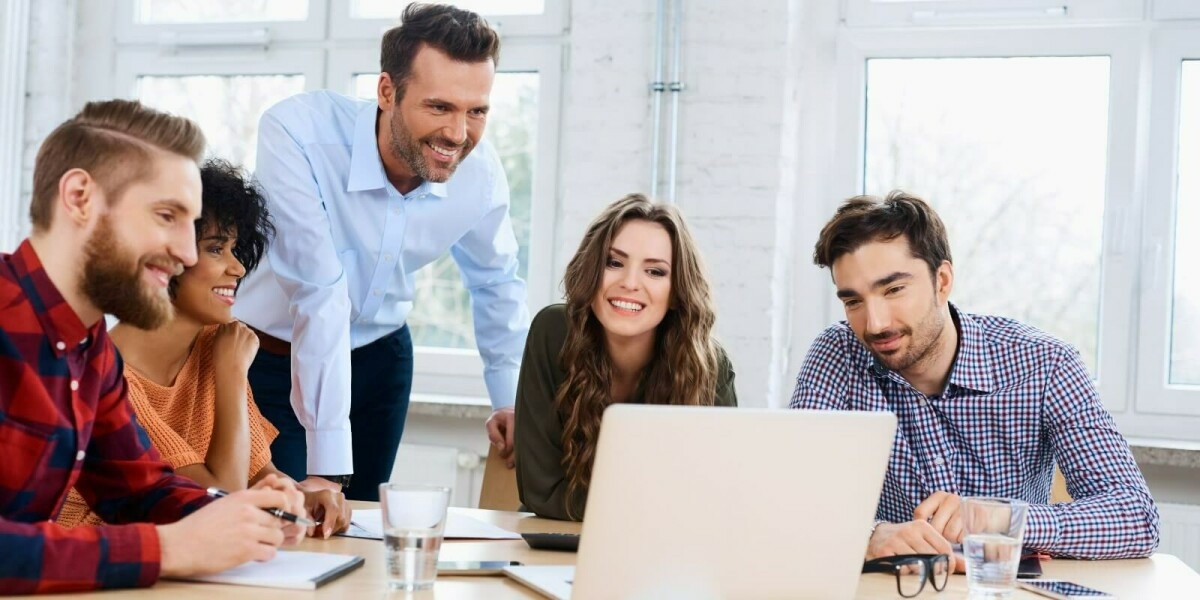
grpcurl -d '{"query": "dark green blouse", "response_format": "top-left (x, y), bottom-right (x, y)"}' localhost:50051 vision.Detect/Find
top-left (513, 304), bottom-right (738, 521)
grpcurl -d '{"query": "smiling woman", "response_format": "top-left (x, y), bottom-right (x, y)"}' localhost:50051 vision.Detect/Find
top-left (513, 194), bottom-right (739, 521)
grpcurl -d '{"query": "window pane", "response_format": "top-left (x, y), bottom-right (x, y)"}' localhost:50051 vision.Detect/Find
top-left (136, 74), bottom-right (305, 169)
top-left (864, 57), bottom-right (1110, 375)
top-left (351, 0), bottom-right (544, 19)
top-left (353, 73), bottom-right (539, 349)
top-left (137, 0), bottom-right (307, 23)
top-left (1170, 61), bottom-right (1200, 385)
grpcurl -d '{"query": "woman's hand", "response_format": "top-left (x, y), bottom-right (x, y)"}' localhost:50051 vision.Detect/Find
top-left (301, 487), bottom-right (352, 538)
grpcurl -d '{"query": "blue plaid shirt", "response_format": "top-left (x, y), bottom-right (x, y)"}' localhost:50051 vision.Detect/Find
top-left (790, 304), bottom-right (1159, 559)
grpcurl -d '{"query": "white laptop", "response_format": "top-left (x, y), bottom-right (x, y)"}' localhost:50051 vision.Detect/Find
top-left (505, 405), bottom-right (897, 600)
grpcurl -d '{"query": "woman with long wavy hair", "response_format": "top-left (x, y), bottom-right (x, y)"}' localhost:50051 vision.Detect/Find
top-left (514, 194), bottom-right (737, 521)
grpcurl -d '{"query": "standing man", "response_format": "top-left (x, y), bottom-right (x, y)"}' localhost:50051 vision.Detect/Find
top-left (236, 3), bottom-right (529, 501)
top-left (791, 191), bottom-right (1158, 566)
top-left (1, 99), bottom-right (305, 594)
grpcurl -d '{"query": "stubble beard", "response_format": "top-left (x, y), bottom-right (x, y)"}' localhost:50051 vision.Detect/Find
top-left (867, 299), bottom-right (947, 374)
top-left (389, 110), bottom-right (471, 184)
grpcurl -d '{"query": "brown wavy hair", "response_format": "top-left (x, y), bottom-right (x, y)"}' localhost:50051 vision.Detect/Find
top-left (556, 194), bottom-right (721, 518)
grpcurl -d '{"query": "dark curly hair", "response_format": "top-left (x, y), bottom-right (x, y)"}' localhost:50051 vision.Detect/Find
top-left (197, 158), bottom-right (274, 276)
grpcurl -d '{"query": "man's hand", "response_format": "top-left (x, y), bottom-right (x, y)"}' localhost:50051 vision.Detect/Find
top-left (299, 475), bottom-right (343, 493)
top-left (157, 487), bottom-right (293, 577)
top-left (250, 473), bottom-right (307, 545)
top-left (867, 521), bottom-right (966, 573)
top-left (486, 407), bottom-right (516, 468)
top-left (913, 491), bottom-right (965, 544)
top-left (303, 488), bottom-right (352, 539)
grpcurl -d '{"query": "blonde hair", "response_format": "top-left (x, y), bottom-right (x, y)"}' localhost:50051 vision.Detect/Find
top-left (31, 99), bottom-right (206, 230)
top-left (556, 194), bottom-right (722, 518)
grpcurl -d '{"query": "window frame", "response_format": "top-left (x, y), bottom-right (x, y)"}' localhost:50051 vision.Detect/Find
top-left (833, 26), bottom-right (1145, 416)
top-left (842, 0), bottom-right (1144, 28)
top-left (100, 0), bottom-right (566, 402)
top-left (1134, 28), bottom-right (1200, 421)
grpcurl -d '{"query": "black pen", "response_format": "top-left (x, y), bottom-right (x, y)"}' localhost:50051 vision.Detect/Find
top-left (206, 486), bottom-right (321, 527)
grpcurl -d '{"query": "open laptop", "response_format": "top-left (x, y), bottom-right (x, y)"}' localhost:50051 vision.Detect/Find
top-left (505, 405), bottom-right (897, 599)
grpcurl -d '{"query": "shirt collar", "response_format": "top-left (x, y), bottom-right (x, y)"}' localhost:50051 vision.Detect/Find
top-left (12, 240), bottom-right (96, 357)
top-left (345, 104), bottom-right (449, 199)
top-left (863, 301), bottom-right (995, 395)
top-left (944, 302), bottom-right (996, 394)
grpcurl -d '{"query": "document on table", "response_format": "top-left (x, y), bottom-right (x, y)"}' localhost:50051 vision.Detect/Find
top-left (166, 550), bottom-right (364, 590)
top-left (341, 508), bottom-right (522, 540)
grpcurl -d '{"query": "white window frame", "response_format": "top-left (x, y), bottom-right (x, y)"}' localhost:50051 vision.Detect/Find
top-left (93, 0), bottom-right (566, 401)
top-left (832, 26), bottom-right (1144, 416)
top-left (328, 41), bottom-right (563, 398)
top-left (842, 0), bottom-right (1143, 28)
top-left (114, 0), bottom-right (329, 44)
top-left (1134, 28), bottom-right (1200, 424)
top-left (329, 0), bottom-right (567, 39)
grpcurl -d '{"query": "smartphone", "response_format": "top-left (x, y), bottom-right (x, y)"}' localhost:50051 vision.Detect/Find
top-left (521, 532), bottom-right (581, 552)
top-left (437, 560), bottom-right (523, 575)
top-left (1018, 553), bottom-right (1044, 578)
top-left (1018, 579), bottom-right (1115, 599)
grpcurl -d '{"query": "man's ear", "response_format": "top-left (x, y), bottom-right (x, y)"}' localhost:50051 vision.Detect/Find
top-left (377, 72), bottom-right (397, 110)
top-left (57, 168), bottom-right (99, 227)
top-left (935, 260), bottom-right (954, 303)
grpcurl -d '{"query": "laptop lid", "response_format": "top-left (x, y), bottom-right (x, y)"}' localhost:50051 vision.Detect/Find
top-left (571, 405), bottom-right (897, 600)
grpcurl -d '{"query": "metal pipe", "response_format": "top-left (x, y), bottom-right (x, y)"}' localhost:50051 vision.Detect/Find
top-left (665, 0), bottom-right (685, 205)
top-left (649, 0), bottom-right (667, 200)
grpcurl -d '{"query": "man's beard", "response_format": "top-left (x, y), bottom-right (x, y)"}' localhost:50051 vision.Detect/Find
top-left (389, 110), bottom-right (471, 183)
top-left (863, 299), bottom-right (947, 373)
top-left (80, 216), bottom-right (179, 330)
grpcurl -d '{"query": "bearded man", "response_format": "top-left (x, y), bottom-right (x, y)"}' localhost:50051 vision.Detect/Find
top-left (0, 99), bottom-right (306, 594)
top-left (233, 3), bottom-right (529, 501)
top-left (790, 191), bottom-right (1159, 568)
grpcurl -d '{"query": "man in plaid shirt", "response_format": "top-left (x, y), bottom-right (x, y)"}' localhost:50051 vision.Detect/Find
top-left (0, 100), bottom-right (305, 594)
top-left (791, 191), bottom-right (1158, 570)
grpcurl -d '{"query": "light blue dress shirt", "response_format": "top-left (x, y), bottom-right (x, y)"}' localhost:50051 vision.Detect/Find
top-left (234, 90), bottom-right (529, 475)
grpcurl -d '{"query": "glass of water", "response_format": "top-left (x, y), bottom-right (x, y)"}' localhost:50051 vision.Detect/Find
top-left (379, 483), bottom-right (452, 591)
top-left (962, 497), bottom-right (1029, 599)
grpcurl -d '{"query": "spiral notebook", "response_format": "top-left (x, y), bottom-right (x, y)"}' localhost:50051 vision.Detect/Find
top-left (169, 550), bottom-right (365, 590)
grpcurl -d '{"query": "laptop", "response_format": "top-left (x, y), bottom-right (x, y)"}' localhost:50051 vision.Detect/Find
top-left (505, 405), bottom-right (897, 599)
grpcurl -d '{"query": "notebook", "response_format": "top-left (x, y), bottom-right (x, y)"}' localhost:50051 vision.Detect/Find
top-left (340, 508), bottom-right (522, 540)
top-left (169, 550), bottom-right (364, 590)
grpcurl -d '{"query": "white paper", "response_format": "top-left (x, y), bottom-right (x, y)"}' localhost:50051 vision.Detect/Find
top-left (172, 550), bottom-right (363, 590)
top-left (345, 508), bottom-right (521, 540)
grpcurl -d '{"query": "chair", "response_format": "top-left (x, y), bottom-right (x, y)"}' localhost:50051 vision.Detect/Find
top-left (1050, 465), bottom-right (1073, 504)
top-left (478, 445), bottom-right (521, 511)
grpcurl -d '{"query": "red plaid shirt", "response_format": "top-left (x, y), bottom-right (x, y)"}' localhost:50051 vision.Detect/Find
top-left (0, 240), bottom-right (212, 594)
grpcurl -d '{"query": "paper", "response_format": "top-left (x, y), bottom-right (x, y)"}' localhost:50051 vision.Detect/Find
top-left (170, 550), bottom-right (364, 590)
top-left (342, 508), bottom-right (521, 540)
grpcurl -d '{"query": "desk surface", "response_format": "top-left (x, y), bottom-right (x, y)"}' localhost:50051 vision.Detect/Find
top-left (42, 504), bottom-right (1200, 599)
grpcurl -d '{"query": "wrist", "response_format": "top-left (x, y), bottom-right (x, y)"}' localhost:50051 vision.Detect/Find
top-left (308, 474), bottom-right (351, 490)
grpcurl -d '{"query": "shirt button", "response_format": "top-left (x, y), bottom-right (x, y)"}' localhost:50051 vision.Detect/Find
top-left (56, 341), bottom-right (66, 351)
top-left (384, 253), bottom-right (393, 262)
top-left (934, 456), bottom-right (945, 466)
top-left (373, 289), bottom-right (382, 297)
top-left (70, 380), bottom-right (79, 391)
top-left (392, 207), bottom-right (401, 216)
top-left (76, 450), bottom-right (85, 461)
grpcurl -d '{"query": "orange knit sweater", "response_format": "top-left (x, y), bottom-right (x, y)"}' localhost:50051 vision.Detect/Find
top-left (56, 325), bottom-right (278, 527)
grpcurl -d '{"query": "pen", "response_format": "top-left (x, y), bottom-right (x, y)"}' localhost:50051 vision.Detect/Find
top-left (206, 487), bottom-right (321, 527)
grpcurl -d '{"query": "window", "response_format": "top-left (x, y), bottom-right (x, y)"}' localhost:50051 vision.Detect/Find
top-left (94, 0), bottom-right (564, 398)
top-left (864, 56), bottom-right (1110, 374)
top-left (835, 6), bottom-right (1200, 439)
top-left (1170, 61), bottom-right (1200, 386)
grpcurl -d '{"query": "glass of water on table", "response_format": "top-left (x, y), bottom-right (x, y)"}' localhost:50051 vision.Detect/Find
top-left (380, 483), bottom-right (452, 591)
top-left (962, 497), bottom-right (1029, 599)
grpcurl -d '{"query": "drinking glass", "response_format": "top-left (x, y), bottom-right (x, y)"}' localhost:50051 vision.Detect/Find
top-left (962, 497), bottom-right (1028, 599)
top-left (379, 483), bottom-right (452, 591)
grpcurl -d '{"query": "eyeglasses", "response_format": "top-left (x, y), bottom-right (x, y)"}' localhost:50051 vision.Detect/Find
top-left (862, 553), bottom-right (950, 597)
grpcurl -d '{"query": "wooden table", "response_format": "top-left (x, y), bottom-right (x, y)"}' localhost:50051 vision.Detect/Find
top-left (44, 505), bottom-right (1200, 598)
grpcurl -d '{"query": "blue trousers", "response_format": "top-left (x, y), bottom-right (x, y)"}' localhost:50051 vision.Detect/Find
top-left (249, 326), bottom-right (413, 501)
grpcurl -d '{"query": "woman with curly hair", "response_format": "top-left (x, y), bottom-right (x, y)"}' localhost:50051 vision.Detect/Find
top-left (57, 159), bottom-right (351, 536)
top-left (514, 194), bottom-right (737, 521)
